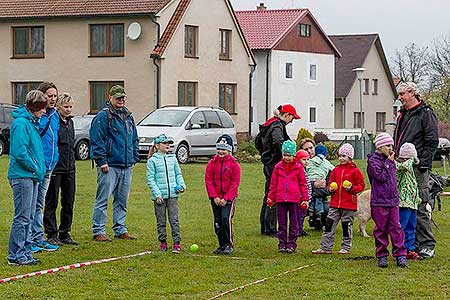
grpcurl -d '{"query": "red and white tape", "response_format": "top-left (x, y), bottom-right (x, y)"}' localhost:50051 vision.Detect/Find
top-left (208, 263), bottom-right (314, 300)
top-left (0, 250), bottom-right (152, 284)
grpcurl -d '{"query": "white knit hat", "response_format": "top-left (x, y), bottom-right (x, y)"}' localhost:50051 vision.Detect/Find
top-left (399, 143), bottom-right (417, 159)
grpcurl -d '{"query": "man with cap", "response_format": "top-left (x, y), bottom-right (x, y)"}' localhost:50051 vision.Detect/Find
top-left (90, 85), bottom-right (139, 242)
top-left (394, 82), bottom-right (439, 259)
top-left (257, 104), bottom-right (300, 237)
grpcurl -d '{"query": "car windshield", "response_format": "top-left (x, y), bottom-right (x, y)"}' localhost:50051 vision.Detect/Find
top-left (139, 109), bottom-right (190, 127)
top-left (73, 117), bottom-right (93, 130)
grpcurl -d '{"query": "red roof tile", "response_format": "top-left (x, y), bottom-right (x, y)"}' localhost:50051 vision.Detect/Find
top-left (152, 0), bottom-right (191, 57)
top-left (235, 9), bottom-right (307, 49)
top-left (0, 0), bottom-right (171, 19)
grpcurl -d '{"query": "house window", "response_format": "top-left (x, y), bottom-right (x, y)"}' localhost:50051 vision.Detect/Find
top-left (299, 23), bottom-right (311, 37)
top-left (219, 29), bottom-right (231, 60)
top-left (353, 112), bottom-right (365, 128)
top-left (12, 26), bottom-right (44, 58)
top-left (309, 64), bottom-right (317, 81)
top-left (90, 24), bottom-right (124, 57)
top-left (178, 81), bottom-right (197, 106)
top-left (285, 63), bottom-right (293, 79)
top-left (372, 79), bottom-right (378, 95)
top-left (363, 79), bottom-right (370, 95)
top-left (12, 82), bottom-right (43, 105)
top-left (219, 83), bottom-right (236, 114)
top-left (376, 112), bottom-right (386, 132)
top-left (89, 81), bottom-right (124, 113)
top-left (185, 25), bottom-right (198, 58)
top-left (309, 107), bottom-right (317, 123)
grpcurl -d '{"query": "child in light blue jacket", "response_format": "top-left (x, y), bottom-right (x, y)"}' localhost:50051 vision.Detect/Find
top-left (147, 134), bottom-right (186, 253)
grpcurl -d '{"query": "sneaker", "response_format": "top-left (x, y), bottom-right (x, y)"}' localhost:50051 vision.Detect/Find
top-left (419, 248), bottom-right (435, 259)
top-left (213, 247), bottom-right (223, 255)
top-left (286, 247), bottom-right (296, 254)
top-left (47, 237), bottom-right (63, 246)
top-left (406, 251), bottom-right (420, 260)
top-left (159, 242), bottom-right (168, 252)
top-left (378, 256), bottom-right (388, 268)
top-left (8, 258), bottom-right (40, 266)
top-left (172, 244), bottom-right (181, 254)
top-left (311, 248), bottom-right (332, 254)
top-left (37, 241), bottom-right (59, 252)
top-left (222, 245), bottom-right (234, 255)
top-left (59, 236), bottom-right (79, 245)
top-left (93, 234), bottom-right (112, 242)
top-left (278, 246), bottom-right (287, 253)
top-left (338, 249), bottom-right (351, 254)
top-left (396, 256), bottom-right (408, 268)
top-left (115, 233), bottom-right (137, 240)
top-left (31, 245), bottom-right (43, 253)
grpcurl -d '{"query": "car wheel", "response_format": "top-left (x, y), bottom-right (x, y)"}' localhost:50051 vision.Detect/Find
top-left (176, 143), bottom-right (189, 164)
top-left (0, 139), bottom-right (4, 156)
top-left (75, 140), bottom-right (90, 160)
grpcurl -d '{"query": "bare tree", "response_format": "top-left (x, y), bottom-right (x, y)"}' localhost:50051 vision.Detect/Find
top-left (391, 43), bottom-right (429, 87)
top-left (428, 34), bottom-right (450, 88)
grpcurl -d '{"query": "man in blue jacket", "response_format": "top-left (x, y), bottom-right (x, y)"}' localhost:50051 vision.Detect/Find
top-left (90, 85), bottom-right (139, 242)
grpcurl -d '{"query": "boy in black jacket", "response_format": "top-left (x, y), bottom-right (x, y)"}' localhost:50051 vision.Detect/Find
top-left (43, 93), bottom-right (78, 245)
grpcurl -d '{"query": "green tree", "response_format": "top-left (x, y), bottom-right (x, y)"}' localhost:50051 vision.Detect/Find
top-left (426, 77), bottom-right (450, 123)
top-left (295, 128), bottom-right (313, 150)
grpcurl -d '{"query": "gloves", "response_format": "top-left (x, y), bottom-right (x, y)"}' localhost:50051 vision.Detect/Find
top-left (267, 198), bottom-right (275, 208)
top-left (156, 196), bottom-right (164, 205)
top-left (175, 185), bottom-right (184, 193)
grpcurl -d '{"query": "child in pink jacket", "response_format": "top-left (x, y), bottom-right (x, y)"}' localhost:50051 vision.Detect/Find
top-left (205, 134), bottom-right (241, 255)
top-left (267, 140), bottom-right (309, 253)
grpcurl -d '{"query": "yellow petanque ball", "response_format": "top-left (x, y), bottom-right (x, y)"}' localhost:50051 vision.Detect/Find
top-left (190, 244), bottom-right (199, 253)
top-left (343, 180), bottom-right (352, 188)
top-left (330, 182), bottom-right (338, 190)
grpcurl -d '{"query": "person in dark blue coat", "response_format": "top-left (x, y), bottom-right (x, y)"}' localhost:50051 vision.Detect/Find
top-left (90, 85), bottom-right (139, 242)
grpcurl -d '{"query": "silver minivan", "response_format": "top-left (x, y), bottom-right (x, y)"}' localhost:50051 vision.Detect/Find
top-left (137, 106), bottom-right (237, 163)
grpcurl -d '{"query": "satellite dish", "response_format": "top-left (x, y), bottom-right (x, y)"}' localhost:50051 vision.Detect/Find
top-left (127, 22), bottom-right (141, 40)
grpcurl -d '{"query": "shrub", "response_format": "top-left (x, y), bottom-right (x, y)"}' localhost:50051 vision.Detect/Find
top-left (323, 141), bottom-right (340, 160)
top-left (314, 131), bottom-right (330, 145)
top-left (235, 140), bottom-right (260, 163)
top-left (296, 128), bottom-right (314, 150)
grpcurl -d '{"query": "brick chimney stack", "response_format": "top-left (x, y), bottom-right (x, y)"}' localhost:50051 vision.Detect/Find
top-left (257, 3), bottom-right (267, 11)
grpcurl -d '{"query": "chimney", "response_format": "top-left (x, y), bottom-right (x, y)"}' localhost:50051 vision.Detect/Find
top-left (257, 3), bottom-right (266, 11)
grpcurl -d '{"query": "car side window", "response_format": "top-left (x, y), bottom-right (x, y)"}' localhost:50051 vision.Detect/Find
top-left (4, 108), bottom-right (14, 124)
top-left (204, 111), bottom-right (223, 129)
top-left (189, 112), bottom-right (207, 129)
top-left (0, 108), bottom-right (5, 123)
top-left (217, 111), bottom-right (234, 128)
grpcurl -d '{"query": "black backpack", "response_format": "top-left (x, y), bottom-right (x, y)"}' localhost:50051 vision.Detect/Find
top-left (255, 123), bottom-right (274, 155)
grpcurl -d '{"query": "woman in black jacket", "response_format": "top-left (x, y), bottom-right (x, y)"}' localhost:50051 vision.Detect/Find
top-left (258, 104), bottom-right (300, 236)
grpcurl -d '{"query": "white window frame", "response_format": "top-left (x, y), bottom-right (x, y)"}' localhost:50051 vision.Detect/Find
top-left (309, 63), bottom-right (318, 82)
top-left (309, 107), bottom-right (317, 123)
top-left (285, 62), bottom-right (293, 80)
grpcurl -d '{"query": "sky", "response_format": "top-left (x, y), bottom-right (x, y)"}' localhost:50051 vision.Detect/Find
top-left (230, 0), bottom-right (450, 61)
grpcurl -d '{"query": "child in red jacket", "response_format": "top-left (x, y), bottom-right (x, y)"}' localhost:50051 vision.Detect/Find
top-left (267, 140), bottom-right (309, 253)
top-left (205, 134), bottom-right (240, 255)
top-left (312, 143), bottom-right (365, 254)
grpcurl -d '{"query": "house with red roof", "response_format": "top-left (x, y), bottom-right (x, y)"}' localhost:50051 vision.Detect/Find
top-left (0, 0), bottom-right (255, 135)
top-left (329, 34), bottom-right (398, 133)
top-left (236, 3), bottom-right (341, 137)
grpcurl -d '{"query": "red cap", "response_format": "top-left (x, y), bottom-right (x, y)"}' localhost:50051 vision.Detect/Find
top-left (296, 149), bottom-right (309, 160)
top-left (280, 104), bottom-right (300, 119)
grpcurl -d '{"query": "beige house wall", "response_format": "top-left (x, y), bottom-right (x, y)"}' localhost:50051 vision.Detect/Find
top-left (159, 0), bottom-right (253, 134)
top-left (0, 17), bottom-right (158, 121)
top-left (345, 44), bottom-right (396, 134)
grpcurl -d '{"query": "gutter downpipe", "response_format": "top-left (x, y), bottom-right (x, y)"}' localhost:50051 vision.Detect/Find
top-left (265, 50), bottom-right (270, 120)
top-left (249, 65), bottom-right (256, 138)
top-left (150, 15), bottom-right (161, 109)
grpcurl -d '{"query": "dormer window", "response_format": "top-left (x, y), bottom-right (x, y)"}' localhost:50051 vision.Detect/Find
top-left (299, 23), bottom-right (311, 37)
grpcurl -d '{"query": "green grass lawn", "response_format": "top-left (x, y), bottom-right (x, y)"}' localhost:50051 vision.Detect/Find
top-left (0, 157), bottom-right (450, 299)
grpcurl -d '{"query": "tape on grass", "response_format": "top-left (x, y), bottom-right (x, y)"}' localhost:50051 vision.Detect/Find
top-left (208, 263), bottom-right (315, 299)
top-left (0, 251), bottom-right (152, 284)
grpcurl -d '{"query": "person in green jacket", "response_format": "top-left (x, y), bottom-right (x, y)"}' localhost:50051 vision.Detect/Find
top-left (396, 142), bottom-right (421, 260)
top-left (7, 90), bottom-right (47, 266)
top-left (146, 134), bottom-right (186, 254)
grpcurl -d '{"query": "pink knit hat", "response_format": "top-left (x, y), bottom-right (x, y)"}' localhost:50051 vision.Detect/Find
top-left (374, 133), bottom-right (394, 149)
top-left (399, 142), bottom-right (417, 159)
top-left (338, 143), bottom-right (354, 159)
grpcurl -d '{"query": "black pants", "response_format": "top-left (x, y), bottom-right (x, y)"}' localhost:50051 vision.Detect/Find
top-left (43, 172), bottom-right (76, 239)
top-left (211, 200), bottom-right (235, 248)
top-left (260, 163), bottom-right (277, 235)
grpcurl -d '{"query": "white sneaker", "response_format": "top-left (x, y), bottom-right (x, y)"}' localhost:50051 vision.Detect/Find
top-left (338, 249), bottom-right (351, 254)
top-left (419, 248), bottom-right (435, 258)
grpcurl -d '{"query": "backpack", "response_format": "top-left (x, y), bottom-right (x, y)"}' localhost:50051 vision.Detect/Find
top-left (254, 124), bottom-right (268, 155)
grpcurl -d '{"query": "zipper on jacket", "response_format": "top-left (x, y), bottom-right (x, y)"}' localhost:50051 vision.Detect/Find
top-left (164, 156), bottom-right (170, 199)
top-left (220, 159), bottom-right (224, 198)
top-left (338, 168), bottom-right (345, 208)
top-left (285, 169), bottom-right (289, 202)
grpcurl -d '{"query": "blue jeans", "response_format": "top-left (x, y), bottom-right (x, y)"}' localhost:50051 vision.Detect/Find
top-left (309, 197), bottom-right (329, 215)
top-left (399, 207), bottom-right (417, 251)
top-left (8, 178), bottom-right (39, 263)
top-left (92, 167), bottom-right (132, 236)
top-left (31, 170), bottom-right (52, 245)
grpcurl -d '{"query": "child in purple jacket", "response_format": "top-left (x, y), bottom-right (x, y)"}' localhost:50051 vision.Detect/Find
top-left (367, 133), bottom-right (407, 268)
